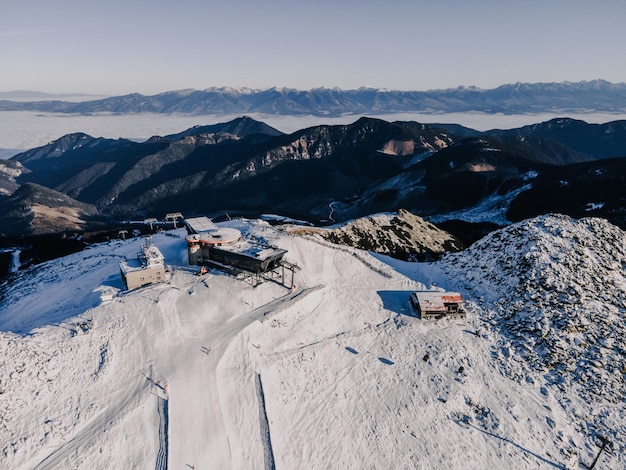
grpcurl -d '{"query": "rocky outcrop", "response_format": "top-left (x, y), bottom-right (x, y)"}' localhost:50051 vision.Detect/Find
top-left (286, 209), bottom-right (464, 261)
top-left (0, 160), bottom-right (28, 196)
top-left (441, 214), bottom-right (626, 405)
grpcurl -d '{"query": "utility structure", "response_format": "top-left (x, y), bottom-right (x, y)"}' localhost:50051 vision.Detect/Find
top-left (184, 216), bottom-right (300, 288)
top-left (144, 218), bottom-right (158, 231)
top-left (165, 212), bottom-right (184, 229)
top-left (587, 436), bottom-right (613, 469)
top-left (119, 239), bottom-right (166, 290)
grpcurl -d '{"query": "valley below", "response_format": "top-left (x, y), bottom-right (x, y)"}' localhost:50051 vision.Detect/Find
top-left (2, 110), bottom-right (626, 160)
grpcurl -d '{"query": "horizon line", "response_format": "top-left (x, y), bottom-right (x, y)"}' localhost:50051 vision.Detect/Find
top-left (1, 78), bottom-right (624, 99)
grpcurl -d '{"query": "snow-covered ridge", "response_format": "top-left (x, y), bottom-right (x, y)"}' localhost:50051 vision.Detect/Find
top-left (0, 161), bottom-right (25, 178)
top-left (285, 209), bottom-right (464, 262)
top-left (438, 214), bottom-right (626, 454)
top-left (0, 160), bottom-right (25, 195)
top-left (0, 215), bottom-right (624, 468)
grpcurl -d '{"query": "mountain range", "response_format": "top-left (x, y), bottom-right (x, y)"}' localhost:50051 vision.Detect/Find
top-left (2, 115), bottom-right (625, 238)
top-left (2, 80), bottom-right (625, 469)
top-left (1, 80), bottom-right (626, 115)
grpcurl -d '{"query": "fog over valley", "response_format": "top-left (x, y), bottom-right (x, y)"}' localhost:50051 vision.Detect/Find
top-left (3, 110), bottom-right (626, 160)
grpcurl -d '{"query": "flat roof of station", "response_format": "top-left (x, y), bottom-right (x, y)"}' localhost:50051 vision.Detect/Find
top-left (186, 227), bottom-right (243, 246)
top-left (214, 238), bottom-right (287, 261)
top-left (184, 216), bottom-right (218, 234)
top-left (119, 244), bottom-right (164, 275)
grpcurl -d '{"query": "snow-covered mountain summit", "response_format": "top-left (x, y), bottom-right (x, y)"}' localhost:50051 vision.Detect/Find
top-left (440, 214), bottom-right (626, 402)
top-left (0, 215), bottom-right (623, 469)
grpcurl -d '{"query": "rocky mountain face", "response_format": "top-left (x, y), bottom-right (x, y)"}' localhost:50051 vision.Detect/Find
top-left (0, 160), bottom-right (27, 196)
top-left (327, 126), bottom-right (626, 229)
top-left (2, 80), bottom-right (626, 115)
top-left (1, 115), bottom-right (625, 240)
top-left (0, 183), bottom-right (99, 236)
top-left (6, 117), bottom-right (457, 220)
top-left (506, 157), bottom-right (626, 225)
top-left (13, 133), bottom-right (116, 166)
top-left (490, 118), bottom-right (626, 160)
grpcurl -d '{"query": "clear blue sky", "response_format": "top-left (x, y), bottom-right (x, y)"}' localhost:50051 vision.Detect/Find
top-left (2, 0), bottom-right (626, 95)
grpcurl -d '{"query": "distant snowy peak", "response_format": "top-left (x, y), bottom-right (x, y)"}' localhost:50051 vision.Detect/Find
top-left (3, 80), bottom-right (626, 115)
top-left (495, 79), bottom-right (622, 93)
top-left (200, 86), bottom-right (257, 96)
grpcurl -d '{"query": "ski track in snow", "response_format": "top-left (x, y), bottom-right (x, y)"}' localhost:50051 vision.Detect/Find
top-left (0, 215), bottom-right (624, 469)
top-left (166, 284), bottom-right (321, 469)
top-left (254, 373), bottom-right (275, 470)
top-left (32, 376), bottom-right (148, 470)
top-left (155, 394), bottom-right (168, 470)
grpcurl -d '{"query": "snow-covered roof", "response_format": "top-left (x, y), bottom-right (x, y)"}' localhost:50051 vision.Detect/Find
top-left (119, 243), bottom-right (164, 275)
top-left (215, 238), bottom-right (287, 260)
top-left (184, 216), bottom-right (218, 234)
top-left (411, 291), bottom-right (464, 312)
top-left (186, 227), bottom-right (242, 246)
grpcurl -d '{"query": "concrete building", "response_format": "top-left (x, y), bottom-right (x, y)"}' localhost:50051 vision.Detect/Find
top-left (184, 216), bottom-right (298, 287)
top-left (409, 291), bottom-right (466, 320)
top-left (185, 228), bottom-right (287, 274)
top-left (119, 242), bottom-right (166, 290)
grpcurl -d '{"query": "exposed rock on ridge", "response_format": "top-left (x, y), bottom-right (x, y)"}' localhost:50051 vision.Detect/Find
top-left (0, 160), bottom-right (27, 196)
top-left (286, 209), bottom-right (464, 261)
top-left (440, 214), bottom-right (626, 453)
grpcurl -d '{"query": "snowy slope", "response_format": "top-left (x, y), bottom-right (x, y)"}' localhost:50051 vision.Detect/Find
top-left (0, 216), bottom-right (623, 469)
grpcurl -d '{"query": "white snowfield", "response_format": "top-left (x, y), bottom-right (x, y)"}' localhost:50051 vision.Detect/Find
top-left (0, 215), bottom-right (623, 469)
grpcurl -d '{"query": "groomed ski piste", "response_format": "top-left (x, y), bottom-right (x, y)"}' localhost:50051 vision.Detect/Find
top-left (0, 215), bottom-right (624, 469)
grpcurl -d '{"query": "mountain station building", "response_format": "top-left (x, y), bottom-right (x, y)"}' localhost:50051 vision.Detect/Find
top-left (119, 242), bottom-right (166, 290)
top-left (184, 216), bottom-right (298, 287)
top-left (409, 291), bottom-right (466, 320)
